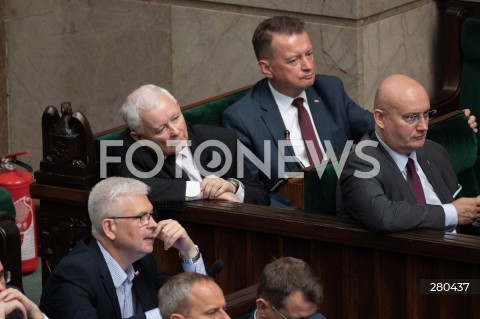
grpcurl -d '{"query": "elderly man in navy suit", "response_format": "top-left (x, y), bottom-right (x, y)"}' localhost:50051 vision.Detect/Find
top-left (222, 16), bottom-right (477, 208)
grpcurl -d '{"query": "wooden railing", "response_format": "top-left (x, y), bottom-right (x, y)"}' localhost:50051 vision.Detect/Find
top-left (30, 182), bottom-right (480, 319)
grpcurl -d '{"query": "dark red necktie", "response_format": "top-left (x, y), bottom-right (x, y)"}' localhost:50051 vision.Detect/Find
top-left (292, 97), bottom-right (323, 166)
top-left (406, 158), bottom-right (426, 204)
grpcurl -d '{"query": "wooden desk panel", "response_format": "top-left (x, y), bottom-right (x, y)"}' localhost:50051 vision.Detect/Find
top-left (31, 183), bottom-right (480, 318)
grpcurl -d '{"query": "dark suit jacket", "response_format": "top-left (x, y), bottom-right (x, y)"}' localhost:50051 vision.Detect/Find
top-left (248, 309), bottom-right (327, 319)
top-left (340, 131), bottom-right (459, 233)
top-left (40, 235), bottom-right (168, 319)
top-left (222, 75), bottom-right (374, 192)
top-left (107, 123), bottom-right (269, 210)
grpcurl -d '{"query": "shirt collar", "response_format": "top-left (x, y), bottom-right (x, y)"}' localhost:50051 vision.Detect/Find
top-left (97, 241), bottom-right (135, 288)
top-left (268, 81), bottom-right (307, 113)
top-left (375, 132), bottom-right (418, 172)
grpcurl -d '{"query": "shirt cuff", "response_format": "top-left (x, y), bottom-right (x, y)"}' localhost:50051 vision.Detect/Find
top-left (235, 181), bottom-right (245, 203)
top-left (185, 181), bottom-right (202, 201)
top-left (442, 203), bottom-right (458, 232)
top-left (146, 308), bottom-right (162, 319)
top-left (181, 254), bottom-right (207, 275)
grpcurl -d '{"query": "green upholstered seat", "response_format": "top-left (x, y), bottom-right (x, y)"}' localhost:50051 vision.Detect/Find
top-left (451, 17), bottom-right (480, 193)
top-left (427, 112), bottom-right (478, 197)
top-left (182, 90), bottom-right (248, 126)
top-left (459, 18), bottom-right (480, 123)
top-left (0, 187), bottom-right (15, 219)
top-left (303, 162), bottom-right (338, 214)
top-left (94, 129), bottom-right (124, 161)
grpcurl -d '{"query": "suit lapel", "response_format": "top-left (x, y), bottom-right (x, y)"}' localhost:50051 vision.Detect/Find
top-left (417, 154), bottom-right (451, 203)
top-left (89, 240), bottom-right (122, 318)
top-left (132, 264), bottom-right (154, 314)
top-left (259, 85), bottom-right (302, 171)
top-left (189, 125), bottom-right (213, 178)
top-left (371, 133), bottom-right (417, 201)
top-left (305, 86), bottom-right (332, 151)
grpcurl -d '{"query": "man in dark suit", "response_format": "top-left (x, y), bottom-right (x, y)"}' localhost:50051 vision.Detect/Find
top-left (340, 74), bottom-right (480, 233)
top-left (222, 16), bottom-right (373, 207)
top-left (40, 177), bottom-right (206, 319)
top-left (222, 16), bottom-right (477, 208)
top-left (251, 257), bottom-right (326, 319)
top-left (107, 84), bottom-right (269, 210)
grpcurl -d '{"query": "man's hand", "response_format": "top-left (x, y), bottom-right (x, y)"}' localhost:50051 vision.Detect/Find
top-left (216, 191), bottom-right (240, 203)
top-left (463, 108), bottom-right (478, 133)
top-left (452, 197), bottom-right (480, 224)
top-left (0, 288), bottom-right (43, 319)
top-left (155, 219), bottom-right (197, 257)
top-left (200, 175), bottom-right (235, 199)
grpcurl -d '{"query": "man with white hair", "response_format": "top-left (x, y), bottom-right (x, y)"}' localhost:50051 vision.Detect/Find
top-left (107, 84), bottom-right (269, 211)
top-left (40, 177), bottom-right (206, 319)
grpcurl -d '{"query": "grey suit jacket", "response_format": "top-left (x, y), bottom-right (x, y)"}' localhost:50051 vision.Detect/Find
top-left (340, 131), bottom-right (459, 233)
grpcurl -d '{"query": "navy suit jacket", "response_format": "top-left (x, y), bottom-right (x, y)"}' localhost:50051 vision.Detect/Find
top-left (107, 123), bottom-right (269, 210)
top-left (222, 75), bottom-right (373, 192)
top-left (340, 131), bottom-right (459, 233)
top-left (40, 235), bottom-right (169, 319)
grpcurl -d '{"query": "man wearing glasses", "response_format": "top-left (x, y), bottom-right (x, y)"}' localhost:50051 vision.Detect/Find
top-left (40, 177), bottom-right (206, 319)
top-left (0, 260), bottom-right (46, 319)
top-left (253, 257), bottom-right (326, 319)
top-left (340, 74), bottom-right (480, 233)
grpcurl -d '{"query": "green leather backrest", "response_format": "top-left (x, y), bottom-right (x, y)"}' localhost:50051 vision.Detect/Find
top-left (303, 162), bottom-right (338, 214)
top-left (427, 113), bottom-right (479, 197)
top-left (182, 90), bottom-right (249, 126)
top-left (0, 187), bottom-right (15, 219)
top-left (459, 18), bottom-right (480, 152)
top-left (427, 113), bottom-right (477, 174)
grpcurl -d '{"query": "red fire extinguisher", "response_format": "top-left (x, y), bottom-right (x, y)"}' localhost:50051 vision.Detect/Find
top-left (0, 151), bottom-right (38, 274)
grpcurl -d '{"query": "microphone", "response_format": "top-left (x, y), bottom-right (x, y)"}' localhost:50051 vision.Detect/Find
top-left (207, 260), bottom-right (224, 277)
top-left (134, 270), bottom-right (140, 276)
top-left (283, 130), bottom-right (305, 170)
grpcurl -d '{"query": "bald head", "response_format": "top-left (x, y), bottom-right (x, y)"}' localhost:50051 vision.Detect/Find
top-left (373, 74), bottom-right (431, 154)
top-left (374, 74), bottom-right (429, 113)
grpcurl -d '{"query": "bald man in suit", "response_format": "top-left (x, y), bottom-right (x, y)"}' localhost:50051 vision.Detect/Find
top-left (340, 74), bottom-right (480, 233)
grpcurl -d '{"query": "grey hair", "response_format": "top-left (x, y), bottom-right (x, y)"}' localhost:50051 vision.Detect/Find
top-left (88, 177), bottom-right (150, 238)
top-left (158, 272), bottom-right (214, 319)
top-left (119, 84), bottom-right (177, 133)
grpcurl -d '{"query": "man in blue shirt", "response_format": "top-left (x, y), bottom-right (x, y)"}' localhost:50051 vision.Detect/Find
top-left (40, 177), bottom-right (206, 319)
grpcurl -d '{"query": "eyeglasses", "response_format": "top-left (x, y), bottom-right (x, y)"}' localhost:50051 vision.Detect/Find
top-left (264, 299), bottom-right (317, 319)
top-left (107, 211), bottom-right (157, 226)
top-left (0, 270), bottom-right (11, 284)
top-left (382, 108), bottom-right (437, 125)
top-left (269, 302), bottom-right (293, 319)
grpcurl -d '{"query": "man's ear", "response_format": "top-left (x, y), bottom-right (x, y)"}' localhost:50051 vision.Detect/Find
top-left (373, 108), bottom-right (385, 129)
top-left (258, 60), bottom-right (272, 78)
top-left (171, 314), bottom-right (185, 319)
top-left (130, 130), bottom-right (141, 141)
top-left (256, 298), bottom-right (268, 317)
top-left (102, 219), bottom-right (116, 240)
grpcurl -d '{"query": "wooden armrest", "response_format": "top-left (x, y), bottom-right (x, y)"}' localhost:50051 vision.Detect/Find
top-left (225, 284), bottom-right (257, 318)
